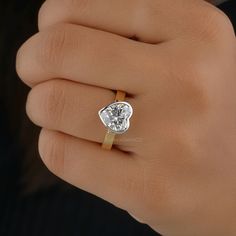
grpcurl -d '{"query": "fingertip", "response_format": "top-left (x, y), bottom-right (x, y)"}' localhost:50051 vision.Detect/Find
top-left (16, 33), bottom-right (41, 87)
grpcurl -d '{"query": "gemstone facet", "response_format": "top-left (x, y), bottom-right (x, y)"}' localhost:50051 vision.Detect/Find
top-left (98, 102), bottom-right (133, 134)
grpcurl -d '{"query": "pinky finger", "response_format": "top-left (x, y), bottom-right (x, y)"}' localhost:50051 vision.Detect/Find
top-left (38, 129), bottom-right (143, 211)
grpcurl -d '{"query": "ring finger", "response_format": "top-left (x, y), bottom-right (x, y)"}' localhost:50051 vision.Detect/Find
top-left (26, 79), bottom-right (141, 151)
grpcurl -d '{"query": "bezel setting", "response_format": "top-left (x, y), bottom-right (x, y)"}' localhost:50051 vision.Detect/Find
top-left (98, 101), bottom-right (133, 134)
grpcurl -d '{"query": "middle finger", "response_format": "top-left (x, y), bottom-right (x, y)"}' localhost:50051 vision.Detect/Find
top-left (17, 23), bottom-right (166, 94)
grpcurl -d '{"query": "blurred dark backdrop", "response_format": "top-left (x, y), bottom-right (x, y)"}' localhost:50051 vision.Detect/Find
top-left (0, 0), bottom-right (235, 236)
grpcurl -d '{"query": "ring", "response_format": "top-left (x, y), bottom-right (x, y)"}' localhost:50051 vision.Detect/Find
top-left (98, 91), bottom-right (133, 150)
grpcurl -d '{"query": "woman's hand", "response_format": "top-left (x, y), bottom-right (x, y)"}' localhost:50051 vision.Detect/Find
top-left (16, 0), bottom-right (236, 235)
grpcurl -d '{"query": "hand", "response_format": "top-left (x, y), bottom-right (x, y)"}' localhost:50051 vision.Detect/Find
top-left (16, 0), bottom-right (236, 235)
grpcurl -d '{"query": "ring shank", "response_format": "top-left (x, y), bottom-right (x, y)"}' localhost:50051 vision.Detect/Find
top-left (102, 91), bottom-right (126, 150)
top-left (115, 90), bottom-right (126, 102)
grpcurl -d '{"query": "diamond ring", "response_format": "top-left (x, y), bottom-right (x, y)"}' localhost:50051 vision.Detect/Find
top-left (98, 91), bottom-right (133, 150)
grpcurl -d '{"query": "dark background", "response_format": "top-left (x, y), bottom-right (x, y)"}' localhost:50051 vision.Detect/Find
top-left (0, 1), bottom-right (235, 236)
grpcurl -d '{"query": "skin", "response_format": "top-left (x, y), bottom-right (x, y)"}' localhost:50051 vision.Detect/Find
top-left (16, 0), bottom-right (236, 235)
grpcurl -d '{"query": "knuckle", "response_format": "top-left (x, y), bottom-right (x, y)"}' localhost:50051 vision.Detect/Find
top-left (38, 0), bottom-right (50, 30)
top-left (139, 0), bottom-right (157, 17)
top-left (41, 80), bottom-right (66, 125)
top-left (58, 0), bottom-right (90, 10)
top-left (196, 6), bottom-right (234, 41)
top-left (39, 129), bottom-right (66, 175)
top-left (38, 0), bottom-right (89, 30)
top-left (184, 71), bottom-right (209, 111)
top-left (16, 44), bottom-right (27, 82)
top-left (170, 59), bottom-right (210, 113)
top-left (38, 24), bottom-right (69, 70)
top-left (135, 0), bottom-right (160, 26)
top-left (26, 89), bottom-right (37, 122)
top-left (27, 80), bottom-right (66, 127)
top-left (16, 35), bottom-right (38, 84)
top-left (66, 0), bottom-right (90, 11)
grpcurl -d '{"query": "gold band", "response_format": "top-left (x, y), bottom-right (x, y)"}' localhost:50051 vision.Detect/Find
top-left (102, 91), bottom-right (126, 150)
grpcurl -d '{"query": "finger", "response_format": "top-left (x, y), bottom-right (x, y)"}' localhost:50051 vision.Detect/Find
top-left (26, 79), bottom-right (140, 150)
top-left (38, 128), bottom-right (143, 211)
top-left (16, 23), bottom-right (161, 93)
top-left (38, 0), bottom-right (207, 43)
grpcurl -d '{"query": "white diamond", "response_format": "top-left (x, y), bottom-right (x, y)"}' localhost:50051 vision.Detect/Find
top-left (98, 102), bottom-right (133, 134)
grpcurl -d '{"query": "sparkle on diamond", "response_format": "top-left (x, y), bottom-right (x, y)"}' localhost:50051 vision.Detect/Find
top-left (100, 102), bottom-right (132, 133)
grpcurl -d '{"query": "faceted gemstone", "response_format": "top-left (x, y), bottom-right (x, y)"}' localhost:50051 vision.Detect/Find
top-left (99, 102), bottom-right (133, 134)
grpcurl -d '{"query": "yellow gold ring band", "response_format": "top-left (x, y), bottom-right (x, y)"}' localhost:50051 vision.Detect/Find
top-left (102, 91), bottom-right (126, 150)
